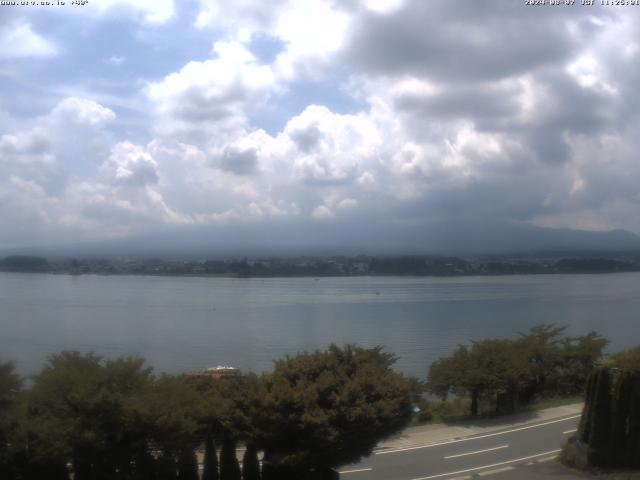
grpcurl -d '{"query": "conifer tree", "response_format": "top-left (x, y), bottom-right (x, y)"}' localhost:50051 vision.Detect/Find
top-left (609, 372), bottom-right (633, 466)
top-left (202, 432), bottom-right (219, 480)
top-left (626, 375), bottom-right (640, 468)
top-left (587, 369), bottom-right (612, 467)
top-left (220, 432), bottom-right (241, 480)
top-left (242, 444), bottom-right (261, 480)
top-left (578, 371), bottom-right (598, 444)
top-left (177, 448), bottom-right (199, 480)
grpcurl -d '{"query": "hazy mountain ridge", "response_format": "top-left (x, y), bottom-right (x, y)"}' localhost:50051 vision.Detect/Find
top-left (2, 221), bottom-right (640, 260)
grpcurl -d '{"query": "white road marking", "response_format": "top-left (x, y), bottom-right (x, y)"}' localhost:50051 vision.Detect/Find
top-left (536, 456), bottom-right (557, 463)
top-left (409, 449), bottom-right (561, 480)
top-left (477, 466), bottom-right (514, 476)
top-left (562, 429), bottom-right (577, 434)
top-left (376, 415), bottom-right (580, 455)
top-left (444, 445), bottom-right (509, 459)
top-left (339, 468), bottom-right (373, 474)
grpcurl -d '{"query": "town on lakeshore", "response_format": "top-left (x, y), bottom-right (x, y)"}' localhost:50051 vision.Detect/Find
top-left (1, 253), bottom-right (639, 277)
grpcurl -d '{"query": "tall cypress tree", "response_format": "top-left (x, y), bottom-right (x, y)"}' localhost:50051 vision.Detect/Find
top-left (578, 371), bottom-right (597, 443)
top-left (220, 432), bottom-right (241, 480)
top-left (587, 369), bottom-right (612, 467)
top-left (202, 433), bottom-right (219, 480)
top-left (626, 375), bottom-right (640, 468)
top-left (156, 452), bottom-right (177, 480)
top-left (242, 444), bottom-right (261, 480)
top-left (609, 372), bottom-right (633, 467)
top-left (177, 448), bottom-right (199, 480)
top-left (132, 449), bottom-right (157, 480)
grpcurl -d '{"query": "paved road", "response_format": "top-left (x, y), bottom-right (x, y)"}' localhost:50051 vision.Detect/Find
top-left (339, 414), bottom-right (581, 480)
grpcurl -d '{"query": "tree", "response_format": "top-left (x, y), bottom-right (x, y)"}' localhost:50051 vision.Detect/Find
top-left (558, 332), bottom-right (608, 395)
top-left (610, 345), bottom-right (640, 373)
top-left (242, 444), bottom-right (261, 480)
top-left (26, 352), bottom-right (156, 479)
top-left (220, 430), bottom-right (241, 480)
top-left (517, 324), bottom-right (566, 399)
top-left (177, 448), bottom-right (199, 480)
top-left (202, 432), bottom-right (219, 480)
top-left (255, 345), bottom-right (413, 477)
top-left (0, 362), bottom-right (22, 479)
top-left (587, 369), bottom-right (612, 467)
top-left (146, 374), bottom-right (207, 469)
top-left (427, 339), bottom-right (529, 415)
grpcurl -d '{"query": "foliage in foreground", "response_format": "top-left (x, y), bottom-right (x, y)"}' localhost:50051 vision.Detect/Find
top-left (426, 324), bottom-right (608, 416)
top-left (0, 345), bottom-right (414, 480)
top-left (576, 368), bottom-right (640, 469)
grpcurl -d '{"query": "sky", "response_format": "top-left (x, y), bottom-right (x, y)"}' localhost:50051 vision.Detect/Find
top-left (1, 0), bottom-right (640, 252)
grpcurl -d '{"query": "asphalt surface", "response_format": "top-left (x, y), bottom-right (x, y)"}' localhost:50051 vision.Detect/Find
top-left (339, 414), bottom-right (581, 480)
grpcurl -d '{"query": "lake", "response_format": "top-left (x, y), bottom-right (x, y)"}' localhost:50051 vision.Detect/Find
top-left (1, 272), bottom-right (639, 378)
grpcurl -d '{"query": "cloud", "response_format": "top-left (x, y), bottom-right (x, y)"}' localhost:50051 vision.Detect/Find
top-left (102, 142), bottom-right (159, 187)
top-left (344, 1), bottom-right (593, 83)
top-left (0, 22), bottom-right (56, 59)
top-left (312, 205), bottom-right (335, 220)
top-left (216, 145), bottom-right (259, 175)
top-left (89, 0), bottom-right (175, 24)
top-left (195, 0), bottom-right (351, 80)
top-left (50, 97), bottom-right (116, 127)
top-left (147, 41), bottom-right (276, 142)
top-left (105, 56), bottom-right (126, 66)
top-left (3, 2), bottom-right (640, 249)
top-left (285, 105), bottom-right (380, 185)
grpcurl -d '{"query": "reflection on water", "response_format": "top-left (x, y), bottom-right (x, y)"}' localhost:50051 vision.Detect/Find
top-left (1, 272), bottom-right (639, 377)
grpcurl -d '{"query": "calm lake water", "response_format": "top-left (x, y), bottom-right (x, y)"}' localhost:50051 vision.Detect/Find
top-left (1, 272), bottom-right (639, 378)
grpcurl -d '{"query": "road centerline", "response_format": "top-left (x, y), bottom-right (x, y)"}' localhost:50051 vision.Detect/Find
top-left (375, 414), bottom-right (580, 455)
top-left (339, 467), bottom-right (373, 474)
top-left (409, 449), bottom-right (561, 480)
top-left (443, 444), bottom-right (509, 459)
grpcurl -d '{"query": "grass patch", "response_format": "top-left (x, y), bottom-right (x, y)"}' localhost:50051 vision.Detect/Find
top-left (529, 395), bottom-right (584, 411)
top-left (409, 394), bottom-right (584, 427)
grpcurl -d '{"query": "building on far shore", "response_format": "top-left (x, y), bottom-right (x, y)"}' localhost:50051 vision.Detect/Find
top-left (185, 365), bottom-right (239, 380)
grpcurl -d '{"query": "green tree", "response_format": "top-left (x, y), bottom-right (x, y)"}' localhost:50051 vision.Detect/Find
top-left (220, 431), bottom-right (241, 480)
top-left (0, 362), bottom-right (23, 479)
top-left (610, 345), bottom-right (640, 373)
top-left (146, 373), bottom-right (206, 468)
top-left (242, 444), bottom-right (261, 480)
top-left (626, 375), bottom-right (640, 468)
top-left (202, 432), bottom-right (219, 480)
top-left (517, 324), bottom-right (566, 400)
top-left (587, 368), bottom-right (612, 467)
top-left (558, 332), bottom-right (608, 395)
top-left (255, 345), bottom-right (413, 478)
top-left (177, 448), bottom-right (199, 480)
top-left (26, 352), bottom-right (156, 479)
top-left (427, 339), bottom-right (529, 416)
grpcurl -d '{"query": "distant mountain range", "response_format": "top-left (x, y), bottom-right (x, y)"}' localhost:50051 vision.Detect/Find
top-left (2, 220), bottom-right (640, 259)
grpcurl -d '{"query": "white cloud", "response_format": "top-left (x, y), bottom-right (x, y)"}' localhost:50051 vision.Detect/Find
top-left (102, 142), bottom-right (159, 187)
top-left (50, 97), bottom-right (116, 126)
top-left (312, 205), bottom-right (335, 220)
top-left (284, 105), bottom-right (381, 185)
top-left (0, 23), bottom-right (56, 59)
top-left (91, 0), bottom-right (175, 24)
top-left (338, 198), bottom-right (358, 209)
top-left (105, 55), bottom-right (126, 66)
top-left (147, 41), bottom-right (276, 142)
top-left (195, 0), bottom-right (350, 80)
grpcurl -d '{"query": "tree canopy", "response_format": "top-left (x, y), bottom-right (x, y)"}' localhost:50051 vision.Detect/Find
top-left (426, 325), bottom-right (608, 416)
top-left (256, 345), bottom-right (414, 474)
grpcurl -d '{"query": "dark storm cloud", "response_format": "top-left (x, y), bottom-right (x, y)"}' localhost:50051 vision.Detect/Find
top-left (393, 82), bottom-right (522, 130)
top-left (217, 145), bottom-right (259, 175)
top-left (344, 1), bottom-right (600, 82)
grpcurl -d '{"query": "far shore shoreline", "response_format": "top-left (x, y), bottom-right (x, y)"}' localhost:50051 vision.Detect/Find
top-left (2, 269), bottom-right (640, 280)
